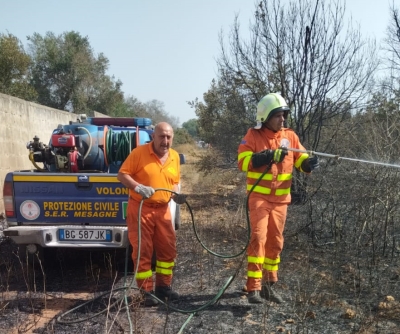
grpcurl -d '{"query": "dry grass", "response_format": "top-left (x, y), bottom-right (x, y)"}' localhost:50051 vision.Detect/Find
top-left (0, 144), bottom-right (400, 333)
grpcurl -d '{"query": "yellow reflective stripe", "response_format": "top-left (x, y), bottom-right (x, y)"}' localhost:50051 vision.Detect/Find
top-left (295, 153), bottom-right (309, 170)
top-left (242, 156), bottom-right (251, 171)
top-left (248, 256), bottom-right (264, 264)
top-left (246, 184), bottom-right (271, 194)
top-left (239, 151), bottom-right (253, 172)
top-left (248, 172), bottom-right (291, 181)
top-left (247, 184), bottom-right (290, 196)
top-left (247, 172), bottom-right (273, 180)
top-left (247, 270), bottom-right (263, 278)
top-left (277, 173), bottom-right (292, 181)
top-left (238, 151), bottom-right (253, 161)
top-left (156, 260), bottom-right (174, 268)
top-left (136, 270), bottom-right (153, 280)
top-left (263, 264), bottom-right (279, 271)
top-left (264, 257), bottom-right (280, 265)
top-left (275, 188), bottom-right (290, 195)
top-left (14, 175), bottom-right (78, 182)
top-left (156, 267), bottom-right (173, 275)
top-left (273, 150), bottom-right (283, 161)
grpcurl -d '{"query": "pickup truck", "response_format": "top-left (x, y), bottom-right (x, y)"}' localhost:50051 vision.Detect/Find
top-left (2, 115), bottom-right (182, 259)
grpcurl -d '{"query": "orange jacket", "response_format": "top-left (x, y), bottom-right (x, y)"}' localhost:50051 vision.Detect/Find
top-left (238, 127), bottom-right (309, 204)
top-left (119, 142), bottom-right (180, 204)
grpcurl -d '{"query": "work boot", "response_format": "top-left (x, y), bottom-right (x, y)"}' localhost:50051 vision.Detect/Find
top-left (247, 290), bottom-right (264, 304)
top-left (261, 283), bottom-right (284, 304)
top-left (155, 286), bottom-right (179, 301)
top-left (141, 291), bottom-right (159, 307)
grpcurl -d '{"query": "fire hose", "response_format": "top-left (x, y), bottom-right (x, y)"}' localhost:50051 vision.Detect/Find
top-left (55, 147), bottom-right (400, 331)
top-left (285, 147), bottom-right (400, 169)
top-left (56, 185), bottom-right (257, 333)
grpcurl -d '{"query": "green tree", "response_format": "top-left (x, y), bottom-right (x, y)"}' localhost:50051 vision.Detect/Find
top-left (182, 118), bottom-right (199, 138)
top-left (0, 33), bottom-right (37, 100)
top-left (173, 128), bottom-right (194, 145)
top-left (28, 31), bottom-right (123, 114)
top-left (190, 79), bottom-right (251, 161)
top-left (111, 96), bottom-right (181, 129)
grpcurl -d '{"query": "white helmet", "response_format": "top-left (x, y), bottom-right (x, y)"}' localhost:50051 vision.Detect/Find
top-left (254, 93), bottom-right (290, 129)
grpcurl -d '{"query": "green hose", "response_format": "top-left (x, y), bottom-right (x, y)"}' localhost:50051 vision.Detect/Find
top-left (105, 128), bottom-right (135, 165)
top-left (158, 163), bottom-right (272, 332)
top-left (56, 190), bottom-right (236, 329)
top-left (56, 165), bottom-right (271, 331)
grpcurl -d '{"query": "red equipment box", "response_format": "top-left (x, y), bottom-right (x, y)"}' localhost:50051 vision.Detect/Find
top-left (52, 134), bottom-right (76, 147)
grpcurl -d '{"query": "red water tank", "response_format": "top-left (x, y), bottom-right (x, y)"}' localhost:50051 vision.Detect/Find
top-left (52, 134), bottom-right (76, 147)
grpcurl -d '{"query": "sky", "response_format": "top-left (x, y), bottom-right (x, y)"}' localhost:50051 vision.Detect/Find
top-left (0, 0), bottom-right (393, 125)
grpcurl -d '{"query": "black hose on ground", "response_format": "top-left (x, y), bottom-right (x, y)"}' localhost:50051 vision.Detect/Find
top-left (56, 165), bottom-right (271, 332)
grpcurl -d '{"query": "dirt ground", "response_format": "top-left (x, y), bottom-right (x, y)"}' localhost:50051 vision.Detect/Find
top-left (1, 150), bottom-right (400, 333)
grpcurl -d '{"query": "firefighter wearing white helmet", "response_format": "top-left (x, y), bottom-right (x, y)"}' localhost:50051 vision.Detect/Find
top-left (237, 92), bottom-right (319, 304)
top-left (254, 93), bottom-right (290, 129)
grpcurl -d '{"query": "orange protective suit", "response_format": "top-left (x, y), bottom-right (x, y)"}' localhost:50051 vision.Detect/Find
top-left (119, 143), bottom-right (180, 292)
top-left (238, 126), bottom-right (309, 291)
top-left (126, 199), bottom-right (176, 290)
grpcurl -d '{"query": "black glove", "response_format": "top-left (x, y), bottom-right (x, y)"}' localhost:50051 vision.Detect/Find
top-left (251, 150), bottom-right (274, 168)
top-left (308, 155), bottom-right (320, 171)
top-left (172, 193), bottom-right (187, 205)
top-left (252, 148), bottom-right (288, 168)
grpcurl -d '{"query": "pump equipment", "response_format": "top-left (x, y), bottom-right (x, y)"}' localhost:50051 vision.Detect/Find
top-left (26, 115), bottom-right (153, 173)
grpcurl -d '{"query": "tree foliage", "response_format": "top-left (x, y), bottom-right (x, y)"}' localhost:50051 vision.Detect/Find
top-left (194, 0), bottom-right (378, 160)
top-left (112, 96), bottom-right (180, 130)
top-left (0, 29), bottom-right (182, 126)
top-left (190, 79), bottom-right (251, 162)
top-left (173, 128), bottom-right (194, 145)
top-left (27, 31), bottom-right (123, 114)
top-left (182, 118), bottom-right (199, 139)
top-left (0, 33), bottom-right (37, 100)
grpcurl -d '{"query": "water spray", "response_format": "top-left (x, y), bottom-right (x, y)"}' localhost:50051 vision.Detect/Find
top-left (286, 147), bottom-right (400, 169)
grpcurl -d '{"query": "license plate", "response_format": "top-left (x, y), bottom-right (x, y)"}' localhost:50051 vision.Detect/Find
top-left (59, 229), bottom-right (112, 241)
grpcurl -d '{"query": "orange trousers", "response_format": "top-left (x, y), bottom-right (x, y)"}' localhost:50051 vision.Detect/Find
top-left (247, 198), bottom-right (287, 291)
top-left (127, 199), bottom-right (176, 292)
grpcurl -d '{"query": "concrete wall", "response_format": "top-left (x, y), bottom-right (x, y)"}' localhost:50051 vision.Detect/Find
top-left (0, 93), bottom-right (107, 214)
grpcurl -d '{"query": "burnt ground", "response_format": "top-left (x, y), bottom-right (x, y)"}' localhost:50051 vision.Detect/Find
top-left (1, 165), bottom-right (400, 333)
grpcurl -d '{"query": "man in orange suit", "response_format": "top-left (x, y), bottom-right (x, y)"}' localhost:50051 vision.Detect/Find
top-left (238, 93), bottom-right (319, 304)
top-left (118, 122), bottom-right (186, 306)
